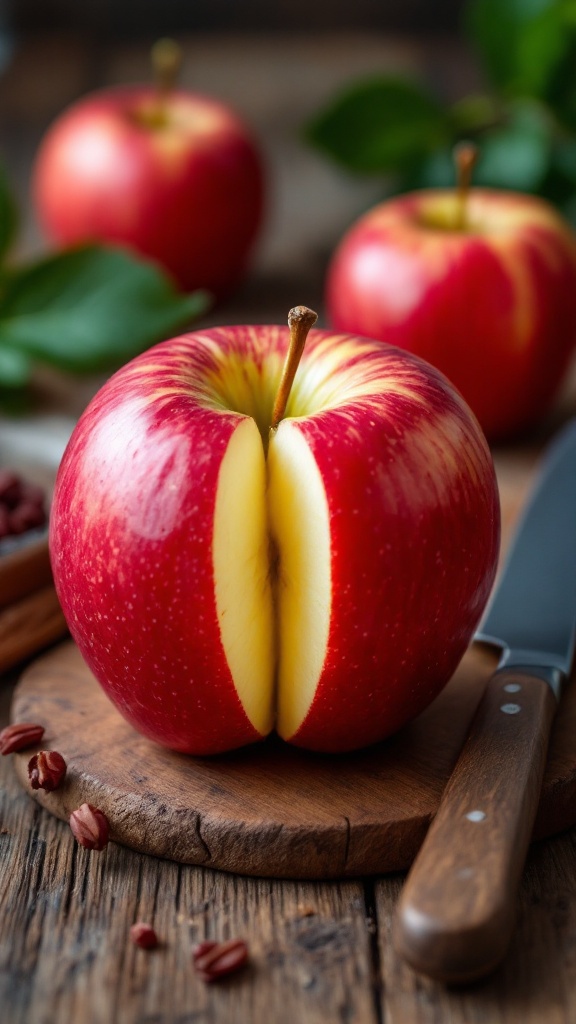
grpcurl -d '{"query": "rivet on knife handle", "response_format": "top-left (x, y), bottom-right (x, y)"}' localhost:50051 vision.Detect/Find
top-left (392, 667), bottom-right (557, 984)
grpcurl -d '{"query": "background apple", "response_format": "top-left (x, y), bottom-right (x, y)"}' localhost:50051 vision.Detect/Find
top-left (325, 182), bottom-right (576, 441)
top-left (32, 43), bottom-right (264, 300)
top-left (49, 310), bottom-right (500, 755)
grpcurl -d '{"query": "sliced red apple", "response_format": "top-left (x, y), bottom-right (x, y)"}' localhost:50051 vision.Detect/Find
top-left (50, 311), bottom-right (500, 754)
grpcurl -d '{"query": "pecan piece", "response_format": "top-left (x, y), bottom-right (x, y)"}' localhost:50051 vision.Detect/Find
top-left (193, 938), bottom-right (249, 982)
top-left (28, 750), bottom-right (67, 792)
top-left (69, 803), bottom-right (109, 851)
top-left (130, 923), bottom-right (159, 949)
top-left (0, 723), bottom-right (45, 755)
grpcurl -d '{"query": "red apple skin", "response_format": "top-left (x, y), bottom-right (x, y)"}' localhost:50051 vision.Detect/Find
top-left (285, 393), bottom-right (498, 752)
top-left (49, 349), bottom-right (262, 755)
top-left (49, 325), bottom-right (500, 755)
top-left (32, 86), bottom-right (264, 298)
top-left (326, 189), bottom-right (576, 441)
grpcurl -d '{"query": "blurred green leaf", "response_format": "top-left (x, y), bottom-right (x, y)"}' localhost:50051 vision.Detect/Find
top-left (386, 101), bottom-right (554, 194)
top-left (392, 148), bottom-right (456, 192)
top-left (306, 77), bottom-right (451, 175)
top-left (306, 0), bottom-right (576, 226)
top-left (536, 136), bottom-right (576, 220)
top-left (0, 346), bottom-right (31, 389)
top-left (466, 0), bottom-right (569, 98)
top-left (0, 166), bottom-right (18, 264)
top-left (552, 136), bottom-right (576, 180)
top-left (473, 101), bottom-right (553, 189)
top-left (0, 245), bottom-right (210, 374)
top-left (450, 93), bottom-right (502, 135)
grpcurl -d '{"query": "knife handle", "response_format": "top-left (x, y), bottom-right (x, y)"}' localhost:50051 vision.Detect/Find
top-left (392, 668), bottom-right (557, 984)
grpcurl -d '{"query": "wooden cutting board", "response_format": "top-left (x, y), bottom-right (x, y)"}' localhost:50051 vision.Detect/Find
top-left (8, 441), bottom-right (575, 879)
top-left (10, 636), bottom-right (576, 879)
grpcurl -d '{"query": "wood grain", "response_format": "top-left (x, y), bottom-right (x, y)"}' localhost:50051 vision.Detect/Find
top-left (4, 669), bottom-right (576, 1024)
top-left (0, 538), bottom-right (52, 610)
top-left (3, 28), bottom-right (576, 1023)
top-left (0, 586), bottom-right (68, 674)
top-left (393, 671), bottom-right (558, 982)
top-left (0, 681), bottom-right (379, 1024)
top-left (0, 537), bottom-right (68, 672)
top-left (377, 841), bottom-right (576, 1024)
top-left (8, 640), bottom-right (576, 880)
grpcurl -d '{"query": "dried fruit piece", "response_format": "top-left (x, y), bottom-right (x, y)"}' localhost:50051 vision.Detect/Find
top-left (69, 803), bottom-right (109, 851)
top-left (9, 502), bottom-right (47, 535)
top-left (130, 923), bottom-right (159, 949)
top-left (0, 469), bottom-right (47, 541)
top-left (28, 750), bottom-right (67, 792)
top-left (0, 470), bottom-right (22, 506)
top-left (192, 938), bottom-right (249, 982)
top-left (0, 722), bottom-right (45, 755)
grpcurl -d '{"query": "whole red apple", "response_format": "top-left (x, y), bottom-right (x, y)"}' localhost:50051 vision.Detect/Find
top-left (326, 188), bottom-right (576, 440)
top-left (32, 83), bottom-right (264, 299)
top-left (49, 309), bottom-right (500, 755)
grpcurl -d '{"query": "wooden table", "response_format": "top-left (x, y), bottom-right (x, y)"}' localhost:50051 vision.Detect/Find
top-left (2, 31), bottom-right (576, 1024)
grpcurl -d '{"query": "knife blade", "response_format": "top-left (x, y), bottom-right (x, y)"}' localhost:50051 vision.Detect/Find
top-left (392, 421), bottom-right (576, 984)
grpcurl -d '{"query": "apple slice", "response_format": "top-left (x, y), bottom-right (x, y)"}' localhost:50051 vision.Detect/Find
top-left (212, 416), bottom-right (274, 737)
top-left (268, 420), bottom-right (331, 741)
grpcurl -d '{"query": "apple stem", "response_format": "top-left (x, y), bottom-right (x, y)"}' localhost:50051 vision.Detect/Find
top-left (151, 38), bottom-right (182, 120)
top-left (454, 141), bottom-right (478, 231)
top-left (270, 306), bottom-right (318, 431)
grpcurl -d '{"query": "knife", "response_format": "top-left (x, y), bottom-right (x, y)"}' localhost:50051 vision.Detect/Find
top-left (392, 421), bottom-right (576, 984)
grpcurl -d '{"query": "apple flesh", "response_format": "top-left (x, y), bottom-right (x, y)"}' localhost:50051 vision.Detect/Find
top-left (326, 189), bottom-right (576, 440)
top-left (49, 323), bottom-right (500, 754)
top-left (32, 86), bottom-right (264, 298)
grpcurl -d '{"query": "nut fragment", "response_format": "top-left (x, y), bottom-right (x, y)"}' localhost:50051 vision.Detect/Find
top-left (0, 469), bottom-right (47, 540)
top-left (28, 750), bottom-right (67, 792)
top-left (0, 722), bottom-right (45, 755)
top-left (130, 923), bottom-right (159, 949)
top-left (69, 803), bottom-right (109, 851)
top-left (192, 938), bottom-right (249, 982)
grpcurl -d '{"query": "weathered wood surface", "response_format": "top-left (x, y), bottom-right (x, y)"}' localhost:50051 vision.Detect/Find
top-left (394, 671), bottom-right (559, 983)
top-left (3, 676), bottom-right (576, 1023)
top-left (0, 539), bottom-right (68, 673)
top-left (9, 637), bottom-right (576, 879)
top-left (3, 29), bottom-right (576, 1024)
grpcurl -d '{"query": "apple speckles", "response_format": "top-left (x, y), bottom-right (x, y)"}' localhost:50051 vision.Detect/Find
top-left (49, 322), bottom-right (500, 754)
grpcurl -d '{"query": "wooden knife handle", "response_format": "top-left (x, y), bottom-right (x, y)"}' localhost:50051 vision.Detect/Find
top-left (392, 669), bottom-right (557, 984)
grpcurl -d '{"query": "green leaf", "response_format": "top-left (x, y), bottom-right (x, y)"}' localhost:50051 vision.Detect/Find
top-left (0, 346), bottom-right (31, 389)
top-left (305, 77), bottom-right (451, 175)
top-left (552, 137), bottom-right (576, 180)
top-left (394, 148), bottom-right (456, 192)
top-left (393, 101), bottom-right (554, 194)
top-left (473, 101), bottom-right (553, 189)
top-left (538, 137), bottom-right (576, 218)
top-left (466, 0), bottom-right (572, 99)
top-left (0, 245), bottom-right (210, 374)
top-left (0, 166), bottom-right (18, 264)
top-left (450, 93), bottom-right (502, 135)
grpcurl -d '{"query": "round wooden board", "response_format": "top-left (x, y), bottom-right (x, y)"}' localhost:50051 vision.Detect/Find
top-left (10, 640), bottom-right (576, 879)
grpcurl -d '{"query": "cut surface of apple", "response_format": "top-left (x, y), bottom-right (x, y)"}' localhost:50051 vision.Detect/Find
top-left (50, 321), bottom-right (500, 754)
top-left (213, 412), bottom-right (332, 741)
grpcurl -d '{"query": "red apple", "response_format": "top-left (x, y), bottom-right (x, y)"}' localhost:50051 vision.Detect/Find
top-left (32, 82), bottom-right (264, 299)
top-left (49, 309), bottom-right (500, 755)
top-left (326, 188), bottom-right (576, 440)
